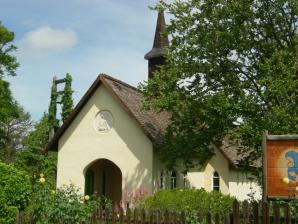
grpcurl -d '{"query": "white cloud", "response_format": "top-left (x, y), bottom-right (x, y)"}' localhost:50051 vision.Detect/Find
top-left (18, 26), bottom-right (78, 57)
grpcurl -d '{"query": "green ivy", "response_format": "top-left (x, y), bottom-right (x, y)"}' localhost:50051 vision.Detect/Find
top-left (61, 73), bottom-right (74, 122)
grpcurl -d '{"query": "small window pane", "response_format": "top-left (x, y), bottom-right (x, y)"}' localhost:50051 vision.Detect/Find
top-left (213, 178), bottom-right (219, 186)
top-left (160, 170), bottom-right (164, 189)
top-left (171, 170), bottom-right (177, 189)
top-left (213, 171), bottom-right (220, 191)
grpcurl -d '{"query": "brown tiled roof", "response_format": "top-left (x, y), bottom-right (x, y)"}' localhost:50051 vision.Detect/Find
top-left (102, 75), bottom-right (171, 144)
top-left (220, 136), bottom-right (261, 168)
top-left (46, 74), bottom-right (250, 168)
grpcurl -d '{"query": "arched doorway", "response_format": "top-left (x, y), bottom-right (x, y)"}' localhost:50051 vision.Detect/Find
top-left (84, 159), bottom-right (122, 202)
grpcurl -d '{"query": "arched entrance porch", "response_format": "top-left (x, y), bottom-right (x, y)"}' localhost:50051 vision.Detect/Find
top-left (84, 159), bottom-right (122, 202)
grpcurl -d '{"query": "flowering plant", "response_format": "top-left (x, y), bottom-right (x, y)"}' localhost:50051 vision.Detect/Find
top-left (121, 186), bottom-right (149, 210)
top-left (30, 174), bottom-right (99, 224)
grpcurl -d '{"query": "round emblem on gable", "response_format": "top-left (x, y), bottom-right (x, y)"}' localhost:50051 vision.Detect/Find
top-left (94, 110), bottom-right (113, 132)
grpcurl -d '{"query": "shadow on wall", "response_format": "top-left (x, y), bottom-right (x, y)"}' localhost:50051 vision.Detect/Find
top-left (228, 171), bottom-right (261, 201)
top-left (122, 162), bottom-right (151, 208)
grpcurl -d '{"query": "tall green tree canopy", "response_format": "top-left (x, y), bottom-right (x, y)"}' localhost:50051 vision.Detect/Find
top-left (142, 0), bottom-right (298, 169)
top-left (0, 22), bottom-right (19, 78)
top-left (0, 80), bottom-right (18, 150)
top-left (0, 23), bottom-right (31, 163)
top-left (15, 113), bottom-right (57, 188)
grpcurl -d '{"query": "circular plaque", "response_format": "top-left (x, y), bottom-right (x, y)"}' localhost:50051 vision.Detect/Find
top-left (94, 110), bottom-right (113, 132)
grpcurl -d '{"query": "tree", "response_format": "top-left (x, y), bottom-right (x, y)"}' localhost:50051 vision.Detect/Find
top-left (61, 73), bottom-right (74, 122)
top-left (0, 80), bottom-right (18, 149)
top-left (0, 23), bottom-right (32, 163)
top-left (0, 22), bottom-right (19, 78)
top-left (142, 0), bottom-right (298, 170)
top-left (0, 23), bottom-right (20, 151)
top-left (0, 80), bottom-right (32, 164)
top-left (15, 113), bottom-right (57, 188)
top-left (48, 79), bottom-right (59, 130)
top-left (0, 103), bottom-right (32, 163)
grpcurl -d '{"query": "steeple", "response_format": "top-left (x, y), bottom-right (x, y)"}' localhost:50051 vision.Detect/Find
top-left (144, 9), bottom-right (169, 80)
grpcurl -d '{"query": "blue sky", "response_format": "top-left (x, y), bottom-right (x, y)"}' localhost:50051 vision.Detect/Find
top-left (1, 0), bottom-right (161, 121)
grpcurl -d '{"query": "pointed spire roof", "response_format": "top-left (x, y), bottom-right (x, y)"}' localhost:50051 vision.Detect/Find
top-left (144, 9), bottom-right (169, 60)
top-left (153, 10), bottom-right (169, 49)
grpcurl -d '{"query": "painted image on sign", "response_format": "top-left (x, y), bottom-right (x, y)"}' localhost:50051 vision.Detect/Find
top-left (285, 151), bottom-right (298, 182)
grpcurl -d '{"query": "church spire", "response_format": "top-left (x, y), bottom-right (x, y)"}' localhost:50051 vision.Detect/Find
top-left (144, 7), bottom-right (169, 80)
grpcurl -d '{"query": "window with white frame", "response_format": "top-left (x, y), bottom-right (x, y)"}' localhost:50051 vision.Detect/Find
top-left (160, 170), bottom-right (165, 189)
top-left (213, 171), bottom-right (220, 191)
top-left (170, 170), bottom-right (177, 189)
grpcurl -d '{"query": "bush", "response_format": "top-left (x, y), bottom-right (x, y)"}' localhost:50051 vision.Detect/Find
top-left (142, 188), bottom-right (234, 215)
top-left (27, 174), bottom-right (110, 224)
top-left (0, 162), bottom-right (31, 224)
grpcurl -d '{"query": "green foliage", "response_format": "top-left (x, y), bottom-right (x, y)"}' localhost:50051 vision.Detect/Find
top-left (28, 174), bottom-right (105, 224)
top-left (141, 0), bottom-right (298, 170)
top-left (0, 79), bottom-right (18, 150)
top-left (0, 79), bottom-right (32, 163)
top-left (0, 22), bottom-right (19, 78)
top-left (1, 104), bottom-right (32, 163)
top-left (48, 79), bottom-right (59, 129)
top-left (61, 73), bottom-right (74, 122)
top-left (0, 162), bottom-right (31, 224)
top-left (142, 189), bottom-right (234, 215)
top-left (15, 114), bottom-right (57, 188)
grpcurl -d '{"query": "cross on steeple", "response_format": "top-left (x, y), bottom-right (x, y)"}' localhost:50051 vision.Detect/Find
top-left (144, 4), bottom-right (169, 80)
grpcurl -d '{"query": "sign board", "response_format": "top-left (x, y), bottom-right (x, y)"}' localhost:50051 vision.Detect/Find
top-left (264, 133), bottom-right (298, 199)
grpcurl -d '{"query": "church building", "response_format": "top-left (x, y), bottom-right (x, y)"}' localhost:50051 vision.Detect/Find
top-left (46, 11), bottom-right (261, 202)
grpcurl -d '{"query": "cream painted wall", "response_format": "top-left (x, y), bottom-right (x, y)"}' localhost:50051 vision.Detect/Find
top-left (202, 148), bottom-right (230, 194)
top-left (186, 171), bottom-right (205, 189)
top-left (152, 148), bottom-right (229, 192)
top-left (57, 85), bottom-right (154, 195)
top-left (228, 170), bottom-right (262, 201)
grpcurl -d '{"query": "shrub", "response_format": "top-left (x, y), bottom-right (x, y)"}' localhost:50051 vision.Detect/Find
top-left (0, 162), bottom-right (31, 224)
top-left (27, 174), bottom-right (110, 224)
top-left (142, 188), bottom-right (234, 215)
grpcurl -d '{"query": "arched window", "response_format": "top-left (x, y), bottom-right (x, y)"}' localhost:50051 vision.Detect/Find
top-left (213, 171), bottom-right (220, 191)
top-left (171, 170), bottom-right (177, 189)
top-left (160, 170), bottom-right (165, 189)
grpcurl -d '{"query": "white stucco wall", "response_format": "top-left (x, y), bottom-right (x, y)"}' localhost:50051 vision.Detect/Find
top-left (202, 148), bottom-right (230, 194)
top-left (56, 84), bottom-right (154, 195)
top-left (228, 170), bottom-right (262, 201)
top-left (186, 171), bottom-right (205, 189)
